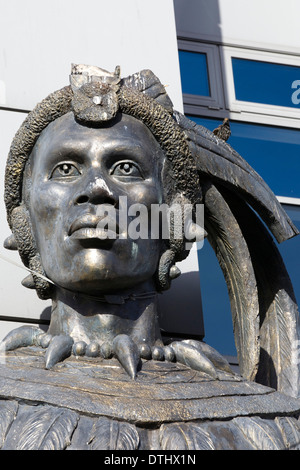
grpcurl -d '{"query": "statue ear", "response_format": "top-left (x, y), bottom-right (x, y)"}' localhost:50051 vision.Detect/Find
top-left (11, 205), bottom-right (37, 265)
top-left (155, 192), bottom-right (194, 291)
top-left (156, 249), bottom-right (176, 292)
top-left (10, 205), bottom-right (54, 299)
top-left (155, 247), bottom-right (182, 292)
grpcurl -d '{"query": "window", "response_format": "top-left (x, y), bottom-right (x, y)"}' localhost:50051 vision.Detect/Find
top-left (178, 40), bottom-right (224, 112)
top-left (232, 58), bottom-right (300, 108)
top-left (179, 50), bottom-right (210, 96)
top-left (197, 240), bottom-right (236, 356)
top-left (178, 41), bottom-right (300, 127)
top-left (222, 46), bottom-right (300, 127)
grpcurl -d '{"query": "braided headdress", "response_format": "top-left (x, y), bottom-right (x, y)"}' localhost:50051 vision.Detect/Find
top-left (4, 65), bottom-right (201, 298)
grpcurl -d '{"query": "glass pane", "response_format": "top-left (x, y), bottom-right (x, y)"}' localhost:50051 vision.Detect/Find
top-left (189, 117), bottom-right (300, 198)
top-left (197, 242), bottom-right (236, 356)
top-left (179, 50), bottom-right (210, 96)
top-left (232, 58), bottom-right (300, 108)
top-left (279, 205), bottom-right (300, 308)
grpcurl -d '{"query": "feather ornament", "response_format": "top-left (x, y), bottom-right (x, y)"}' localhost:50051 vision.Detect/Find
top-left (203, 183), bottom-right (260, 382)
top-left (0, 401), bottom-right (18, 448)
top-left (159, 423), bottom-right (215, 450)
top-left (275, 417), bottom-right (300, 450)
top-left (4, 405), bottom-right (79, 450)
top-left (232, 417), bottom-right (286, 450)
top-left (173, 109), bottom-right (300, 396)
top-left (88, 417), bottom-right (139, 450)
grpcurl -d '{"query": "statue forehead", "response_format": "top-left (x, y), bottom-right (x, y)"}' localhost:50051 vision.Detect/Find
top-left (32, 111), bottom-right (163, 158)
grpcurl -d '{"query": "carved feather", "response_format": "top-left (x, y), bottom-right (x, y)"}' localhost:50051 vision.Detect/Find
top-left (88, 417), bottom-right (139, 450)
top-left (0, 401), bottom-right (18, 448)
top-left (232, 417), bottom-right (286, 450)
top-left (275, 417), bottom-right (300, 450)
top-left (4, 405), bottom-right (79, 450)
top-left (159, 423), bottom-right (215, 450)
top-left (203, 183), bottom-right (260, 382)
top-left (224, 192), bottom-right (300, 397)
top-left (174, 111), bottom-right (300, 396)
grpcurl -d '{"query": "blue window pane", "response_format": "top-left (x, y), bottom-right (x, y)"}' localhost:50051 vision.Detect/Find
top-left (179, 50), bottom-right (210, 96)
top-left (189, 117), bottom-right (300, 198)
top-left (279, 205), bottom-right (300, 308)
top-left (232, 58), bottom-right (300, 108)
top-left (197, 242), bottom-right (236, 356)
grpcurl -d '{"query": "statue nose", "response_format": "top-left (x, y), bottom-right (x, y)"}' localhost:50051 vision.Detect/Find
top-left (75, 175), bottom-right (116, 206)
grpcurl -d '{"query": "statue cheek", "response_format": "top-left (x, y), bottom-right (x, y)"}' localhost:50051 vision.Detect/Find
top-left (125, 183), bottom-right (163, 207)
top-left (30, 182), bottom-right (72, 219)
top-left (28, 186), bottom-right (70, 250)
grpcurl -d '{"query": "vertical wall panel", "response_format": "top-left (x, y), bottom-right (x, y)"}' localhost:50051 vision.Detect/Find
top-left (0, 0), bottom-right (183, 111)
top-left (0, 0), bottom-right (203, 340)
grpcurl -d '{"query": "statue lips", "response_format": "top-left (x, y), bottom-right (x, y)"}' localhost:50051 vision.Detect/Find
top-left (68, 213), bottom-right (119, 244)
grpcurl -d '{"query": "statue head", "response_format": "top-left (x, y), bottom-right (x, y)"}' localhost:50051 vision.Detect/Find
top-left (4, 65), bottom-right (201, 300)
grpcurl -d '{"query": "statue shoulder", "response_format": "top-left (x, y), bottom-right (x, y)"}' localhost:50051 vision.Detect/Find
top-left (0, 348), bottom-right (299, 450)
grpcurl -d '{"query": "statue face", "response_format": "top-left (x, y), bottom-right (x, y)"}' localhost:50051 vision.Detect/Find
top-left (26, 112), bottom-right (165, 294)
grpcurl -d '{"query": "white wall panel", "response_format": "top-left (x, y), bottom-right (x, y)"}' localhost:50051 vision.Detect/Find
top-left (0, 0), bottom-right (183, 112)
top-left (174, 0), bottom-right (300, 52)
top-left (0, 1), bottom-right (203, 337)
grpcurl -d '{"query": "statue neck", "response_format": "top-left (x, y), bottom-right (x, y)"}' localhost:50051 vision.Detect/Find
top-left (48, 281), bottom-right (162, 348)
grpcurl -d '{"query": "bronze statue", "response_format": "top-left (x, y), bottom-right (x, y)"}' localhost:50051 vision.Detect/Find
top-left (0, 64), bottom-right (300, 450)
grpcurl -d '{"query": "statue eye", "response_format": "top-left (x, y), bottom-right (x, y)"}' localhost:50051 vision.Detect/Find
top-left (111, 161), bottom-right (143, 178)
top-left (50, 162), bottom-right (81, 179)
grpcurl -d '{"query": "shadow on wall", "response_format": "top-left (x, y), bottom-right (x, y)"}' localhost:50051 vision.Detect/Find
top-left (174, 0), bottom-right (231, 120)
top-left (158, 271), bottom-right (204, 339)
top-left (39, 306), bottom-right (51, 332)
top-left (173, 0), bottom-right (222, 43)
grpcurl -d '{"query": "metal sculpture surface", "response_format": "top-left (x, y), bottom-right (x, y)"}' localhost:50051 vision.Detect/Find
top-left (1, 65), bottom-right (300, 450)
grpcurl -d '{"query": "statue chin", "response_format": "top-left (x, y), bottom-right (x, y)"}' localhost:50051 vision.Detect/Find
top-left (39, 245), bottom-right (160, 297)
top-left (44, 266), bottom-right (158, 297)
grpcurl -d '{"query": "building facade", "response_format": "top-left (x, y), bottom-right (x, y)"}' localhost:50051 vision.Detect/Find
top-left (174, 0), bottom-right (300, 356)
top-left (0, 0), bottom-right (298, 365)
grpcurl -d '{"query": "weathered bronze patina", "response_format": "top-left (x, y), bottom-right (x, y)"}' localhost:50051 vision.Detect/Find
top-left (1, 65), bottom-right (300, 450)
